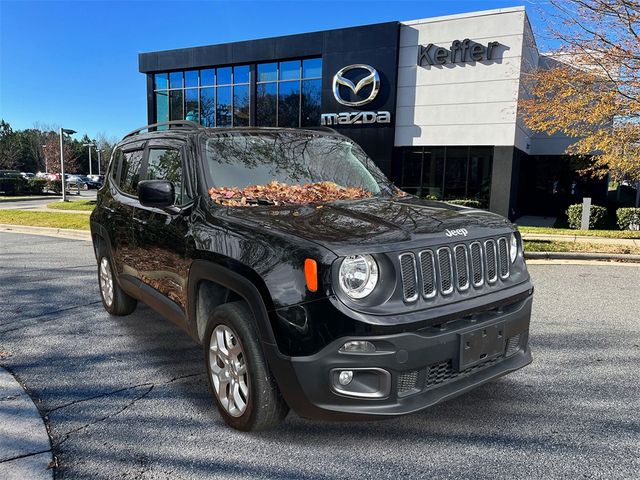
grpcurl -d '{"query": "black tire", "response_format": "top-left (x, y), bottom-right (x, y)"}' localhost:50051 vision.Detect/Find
top-left (204, 301), bottom-right (289, 431)
top-left (96, 243), bottom-right (137, 316)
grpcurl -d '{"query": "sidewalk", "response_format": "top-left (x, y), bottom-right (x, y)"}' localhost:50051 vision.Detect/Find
top-left (0, 367), bottom-right (53, 480)
top-left (521, 232), bottom-right (640, 247)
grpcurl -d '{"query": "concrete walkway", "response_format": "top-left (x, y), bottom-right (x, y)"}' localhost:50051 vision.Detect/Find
top-left (0, 367), bottom-right (53, 480)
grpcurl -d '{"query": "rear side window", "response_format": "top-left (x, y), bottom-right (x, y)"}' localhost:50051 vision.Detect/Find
top-left (145, 148), bottom-right (190, 205)
top-left (119, 150), bottom-right (144, 196)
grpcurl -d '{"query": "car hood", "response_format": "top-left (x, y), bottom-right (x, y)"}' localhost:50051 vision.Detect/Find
top-left (217, 196), bottom-right (514, 256)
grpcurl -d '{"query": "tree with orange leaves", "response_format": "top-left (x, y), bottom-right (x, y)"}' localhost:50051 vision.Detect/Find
top-left (520, 0), bottom-right (640, 205)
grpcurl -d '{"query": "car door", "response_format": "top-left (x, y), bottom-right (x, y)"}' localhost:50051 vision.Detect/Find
top-left (131, 139), bottom-right (194, 317)
top-left (102, 142), bottom-right (146, 278)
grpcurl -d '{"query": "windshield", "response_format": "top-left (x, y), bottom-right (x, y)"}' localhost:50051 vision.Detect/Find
top-left (203, 132), bottom-right (395, 205)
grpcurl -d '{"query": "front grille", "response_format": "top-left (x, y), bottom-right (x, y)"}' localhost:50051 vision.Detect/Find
top-left (505, 334), bottom-right (521, 357)
top-left (398, 236), bottom-right (512, 302)
top-left (399, 253), bottom-right (418, 302)
top-left (437, 247), bottom-right (454, 295)
top-left (398, 356), bottom-right (503, 396)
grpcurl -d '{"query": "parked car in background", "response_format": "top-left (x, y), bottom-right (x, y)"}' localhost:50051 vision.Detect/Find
top-left (67, 174), bottom-right (101, 190)
top-left (87, 174), bottom-right (105, 186)
top-left (20, 172), bottom-right (35, 179)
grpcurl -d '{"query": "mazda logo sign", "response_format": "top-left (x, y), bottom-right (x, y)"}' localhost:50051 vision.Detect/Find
top-left (332, 64), bottom-right (380, 107)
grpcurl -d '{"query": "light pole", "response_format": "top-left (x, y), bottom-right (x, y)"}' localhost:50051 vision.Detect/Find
top-left (59, 128), bottom-right (76, 202)
top-left (83, 143), bottom-right (96, 176)
top-left (97, 149), bottom-right (103, 175)
top-left (41, 144), bottom-right (48, 174)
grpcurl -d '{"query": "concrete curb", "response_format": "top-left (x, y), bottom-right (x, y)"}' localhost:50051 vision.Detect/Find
top-left (0, 367), bottom-right (53, 479)
top-left (522, 233), bottom-right (640, 247)
top-left (0, 224), bottom-right (91, 241)
top-left (525, 251), bottom-right (640, 262)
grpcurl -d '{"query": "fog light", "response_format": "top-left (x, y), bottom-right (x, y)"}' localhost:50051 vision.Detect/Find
top-left (340, 340), bottom-right (376, 353)
top-left (338, 370), bottom-right (353, 386)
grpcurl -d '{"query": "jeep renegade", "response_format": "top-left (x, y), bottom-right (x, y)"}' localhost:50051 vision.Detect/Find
top-left (90, 120), bottom-right (533, 431)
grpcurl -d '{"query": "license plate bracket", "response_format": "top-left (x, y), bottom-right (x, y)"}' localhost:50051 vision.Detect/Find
top-left (459, 322), bottom-right (505, 370)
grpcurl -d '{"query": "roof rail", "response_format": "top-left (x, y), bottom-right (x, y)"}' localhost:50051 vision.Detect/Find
top-left (304, 126), bottom-right (339, 134)
top-left (123, 120), bottom-right (202, 139)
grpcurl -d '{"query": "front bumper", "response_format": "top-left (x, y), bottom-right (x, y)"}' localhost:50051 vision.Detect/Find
top-left (265, 293), bottom-right (532, 420)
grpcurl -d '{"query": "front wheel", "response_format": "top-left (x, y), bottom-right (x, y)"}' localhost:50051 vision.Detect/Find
top-left (204, 301), bottom-right (289, 431)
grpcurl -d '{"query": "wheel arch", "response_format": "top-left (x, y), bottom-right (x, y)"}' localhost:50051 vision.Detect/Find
top-left (188, 259), bottom-right (277, 346)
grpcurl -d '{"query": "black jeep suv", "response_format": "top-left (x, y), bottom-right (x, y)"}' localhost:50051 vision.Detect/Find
top-left (91, 121), bottom-right (533, 431)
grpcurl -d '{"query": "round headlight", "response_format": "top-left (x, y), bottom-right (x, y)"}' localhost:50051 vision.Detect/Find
top-left (338, 255), bottom-right (379, 299)
top-left (510, 233), bottom-right (518, 263)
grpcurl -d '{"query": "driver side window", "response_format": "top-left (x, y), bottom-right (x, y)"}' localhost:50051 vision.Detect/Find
top-left (144, 148), bottom-right (190, 205)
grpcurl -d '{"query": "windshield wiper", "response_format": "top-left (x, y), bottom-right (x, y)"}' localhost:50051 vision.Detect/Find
top-left (245, 197), bottom-right (277, 206)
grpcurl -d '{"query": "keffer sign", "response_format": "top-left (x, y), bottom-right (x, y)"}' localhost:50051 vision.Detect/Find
top-left (418, 39), bottom-right (500, 66)
top-left (321, 64), bottom-right (391, 126)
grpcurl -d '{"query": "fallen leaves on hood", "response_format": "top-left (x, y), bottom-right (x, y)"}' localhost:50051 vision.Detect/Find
top-left (208, 181), bottom-right (373, 206)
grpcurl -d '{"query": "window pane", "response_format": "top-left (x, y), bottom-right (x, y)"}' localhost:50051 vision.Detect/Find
top-left (217, 67), bottom-right (231, 85)
top-left (302, 58), bottom-right (322, 79)
top-left (201, 69), bottom-right (215, 86)
top-left (467, 147), bottom-right (493, 205)
top-left (257, 63), bottom-right (277, 82)
top-left (146, 149), bottom-right (186, 204)
top-left (444, 147), bottom-right (468, 199)
top-left (185, 70), bottom-right (198, 88)
top-left (278, 80), bottom-right (300, 127)
top-left (185, 89), bottom-right (199, 122)
top-left (279, 60), bottom-right (300, 81)
top-left (156, 91), bottom-right (169, 124)
top-left (401, 150), bottom-right (423, 195)
top-left (170, 89), bottom-right (184, 120)
top-left (200, 88), bottom-right (215, 127)
top-left (301, 79), bottom-right (321, 127)
top-left (233, 65), bottom-right (250, 84)
top-left (154, 73), bottom-right (168, 90)
top-left (216, 85), bottom-right (232, 127)
top-left (256, 83), bottom-right (277, 127)
top-left (422, 148), bottom-right (445, 199)
top-left (169, 71), bottom-right (183, 89)
top-left (233, 85), bottom-right (250, 126)
top-left (119, 150), bottom-right (144, 196)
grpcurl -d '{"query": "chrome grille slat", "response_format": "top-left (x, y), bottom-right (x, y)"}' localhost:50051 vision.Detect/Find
top-left (469, 241), bottom-right (484, 287)
top-left (484, 239), bottom-right (498, 283)
top-left (497, 237), bottom-right (510, 279)
top-left (453, 244), bottom-right (470, 291)
top-left (437, 247), bottom-right (454, 295)
top-left (399, 252), bottom-right (419, 302)
top-left (418, 250), bottom-right (437, 299)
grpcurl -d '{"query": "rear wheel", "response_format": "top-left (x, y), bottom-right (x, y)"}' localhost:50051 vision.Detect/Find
top-left (204, 301), bottom-right (288, 431)
top-left (97, 246), bottom-right (137, 316)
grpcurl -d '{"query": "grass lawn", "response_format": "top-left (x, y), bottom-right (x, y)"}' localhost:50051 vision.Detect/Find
top-left (524, 240), bottom-right (640, 255)
top-left (0, 210), bottom-right (90, 230)
top-left (46, 200), bottom-right (96, 211)
top-left (519, 226), bottom-right (640, 239)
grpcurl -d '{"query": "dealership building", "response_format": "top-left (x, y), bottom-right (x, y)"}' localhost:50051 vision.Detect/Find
top-left (139, 6), bottom-right (599, 219)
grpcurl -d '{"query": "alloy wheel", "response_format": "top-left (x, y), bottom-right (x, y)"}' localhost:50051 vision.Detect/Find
top-left (209, 325), bottom-right (249, 417)
top-left (99, 257), bottom-right (114, 307)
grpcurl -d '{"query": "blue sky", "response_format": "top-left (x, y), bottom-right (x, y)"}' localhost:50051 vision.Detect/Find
top-left (0, 0), bottom-right (550, 140)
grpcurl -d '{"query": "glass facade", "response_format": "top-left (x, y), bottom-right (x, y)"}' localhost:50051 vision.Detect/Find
top-left (152, 58), bottom-right (322, 129)
top-left (399, 146), bottom-right (493, 206)
top-left (257, 58), bottom-right (322, 127)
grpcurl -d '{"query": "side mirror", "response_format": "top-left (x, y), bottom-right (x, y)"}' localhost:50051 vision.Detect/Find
top-left (137, 180), bottom-right (174, 208)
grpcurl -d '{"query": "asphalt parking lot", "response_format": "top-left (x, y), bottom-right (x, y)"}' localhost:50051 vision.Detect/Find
top-left (1, 231), bottom-right (638, 479)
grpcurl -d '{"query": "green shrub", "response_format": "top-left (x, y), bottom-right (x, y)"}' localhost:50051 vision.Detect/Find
top-left (0, 176), bottom-right (27, 195)
top-left (45, 179), bottom-right (62, 194)
top-left (423, 194), bottom-right (440, 201)
top-left (26, 178), bottom-right (47, 194)
top-left (447, 199), bottom-right (483, 209)
top-left (616, 207), bottom-right (640, 230)
top-left (566, 203), bottom-right (608, 229)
